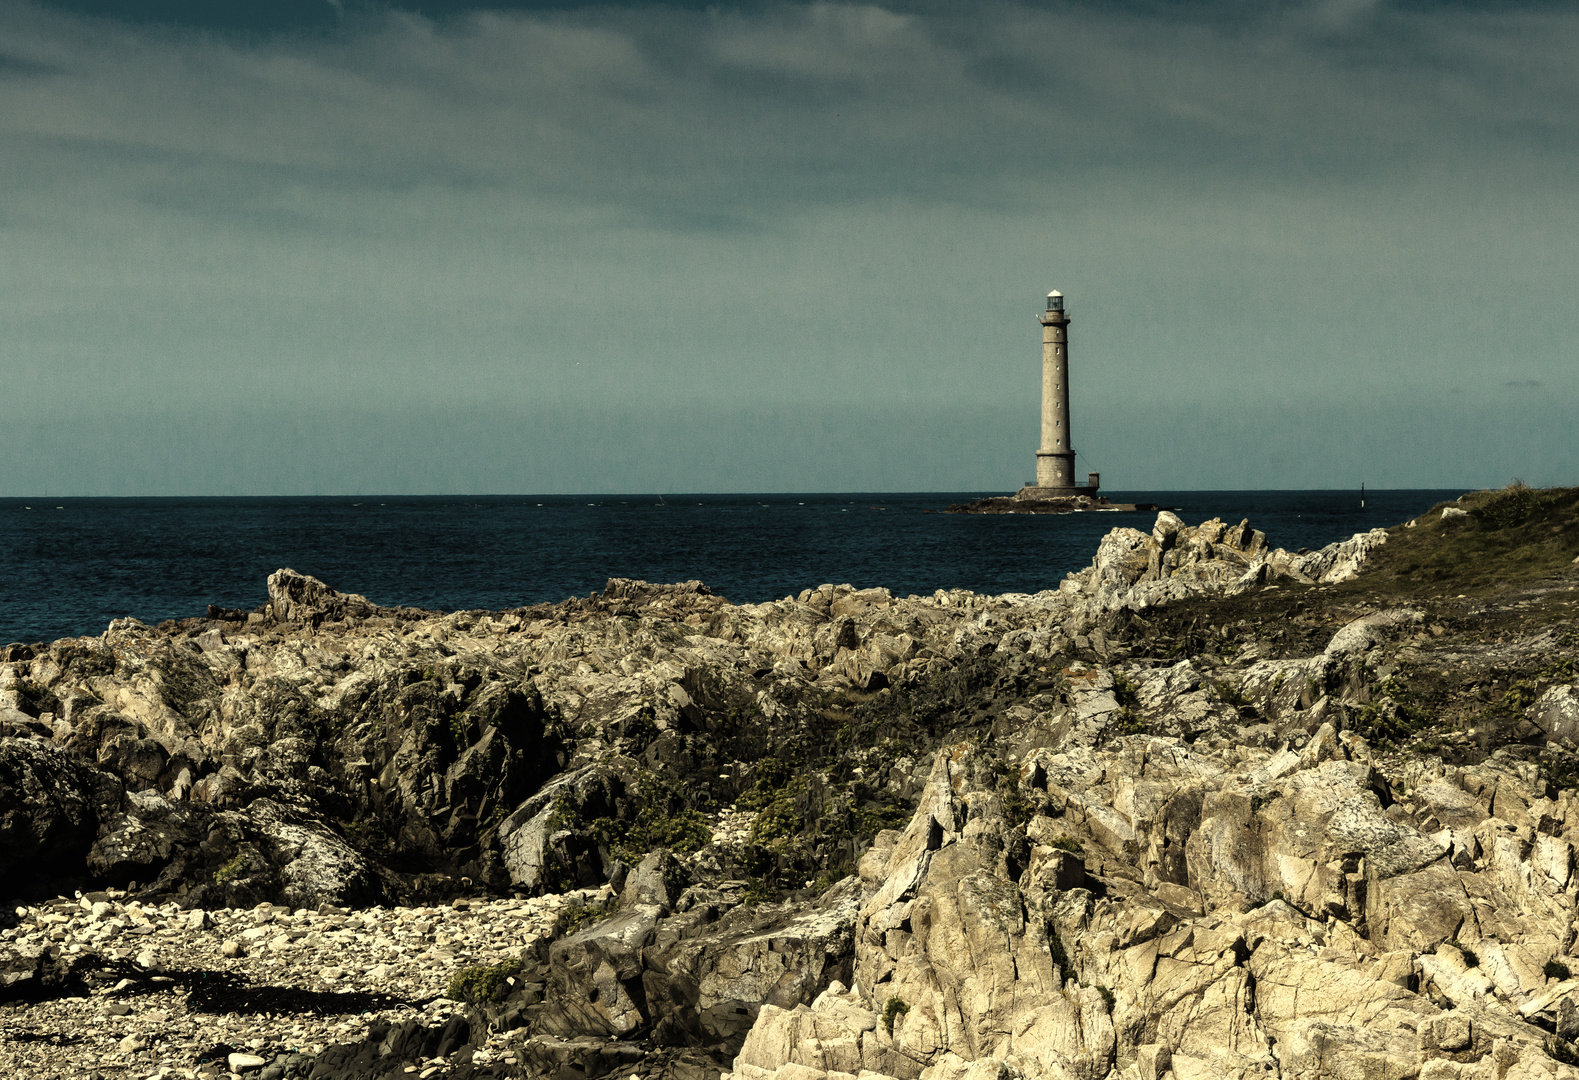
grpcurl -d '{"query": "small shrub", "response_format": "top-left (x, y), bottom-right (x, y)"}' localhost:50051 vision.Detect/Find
top-left (1547, 1039), bottom-right (1579, 1066)
top-left (1112, 671), bottom-right (1138, 708)
top-left (1109, 707), bottom-right (1147, 738)
top-left (1207, 680), bottom-right (1256, 718)
top-left (1503, 681), bottom-right (1540, 714)
top-left (625, 803), bottom-right (713, 857)
top-left (1546, 959), bottom-right (1573, 981)
top-left (1096, 985), bottom-right (1116, 1012)
top-left (737, 759), bottom-right (794, 812)
top-left (447, 959), bottom-right (523, 1004)
top-left (742, 877), bottom-right (775, 906)
top-left (1455, 941), bottom-right (1480, 968)
top-left (881, 995), bottom-right (909, 1035)
top-left (213, 853), bottom-right (248, 885)
top-left (748, 791), bottom-right (804, 847)
top-left (620, 706), bottom-right (660, 748)
top-left (545, 790), bottom-right (576, 832)
top-left (1049, 836), bottom-right (1084, 856)
top-left (562, 896), bottom-right (617, 935)
top-left (1048, 925), bottom-right (1073, 983)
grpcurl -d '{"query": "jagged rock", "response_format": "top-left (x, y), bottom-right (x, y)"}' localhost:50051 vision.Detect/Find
top-left (1324, 608), bottom-right (1425, 659)
top-left (0, 736), bottom-right (118, 883)
top-left (3, 492), bottom-right (1577, 1079)
top-left (528, 874), bottom-right (860, 1056)
top-left (1055, 513), bottom-right (1383, 625)
top-left (726, 728), bottom-right (1579, 1080)
top-left (265, 568), bottom-right (387, 625)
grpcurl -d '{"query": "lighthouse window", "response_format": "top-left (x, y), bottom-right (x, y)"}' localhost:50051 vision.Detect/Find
top-left (1056, 347), bottom-right (1062, 355)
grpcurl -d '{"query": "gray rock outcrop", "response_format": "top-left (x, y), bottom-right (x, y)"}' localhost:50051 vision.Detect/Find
top-left (1, 496), bottom-right (1572, 1080)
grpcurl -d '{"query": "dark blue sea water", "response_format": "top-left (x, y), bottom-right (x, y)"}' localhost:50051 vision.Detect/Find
top-left (1, 490), bottom-right (1459, 645)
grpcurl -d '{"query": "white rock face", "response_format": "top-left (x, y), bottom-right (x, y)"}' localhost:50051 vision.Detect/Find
top-left (1535, 685), bottom-right (1579, 746)
top-left (725, 730), bottom-right (1579, 1080)
top-left (1056, 514), bottom-right (1388, 622)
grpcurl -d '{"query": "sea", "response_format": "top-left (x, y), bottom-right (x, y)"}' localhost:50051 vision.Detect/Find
top-left (1, 490), bottom-right (1459, 646)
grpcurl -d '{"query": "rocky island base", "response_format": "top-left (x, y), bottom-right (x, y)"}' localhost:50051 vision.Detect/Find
top-left (944, 496), bottom-right (1158, 514)
top-left (2, 485), bottom-right (1578, 1080)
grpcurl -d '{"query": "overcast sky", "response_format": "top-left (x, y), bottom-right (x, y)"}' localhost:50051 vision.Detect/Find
top-left (2, 0), bottom-right (1575, 494)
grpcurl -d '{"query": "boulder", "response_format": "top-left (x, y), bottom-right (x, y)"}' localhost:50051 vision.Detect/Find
top-left (0, 737), bottom-right (118, 883)
top-left (265, 568), bottom-right (387, 625)
top-left (1533, 685), bottom-right (1579, 745)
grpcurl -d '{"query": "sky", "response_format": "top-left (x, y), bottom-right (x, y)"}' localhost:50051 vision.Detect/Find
top-left (1, 0), bottom-right (1576, 495)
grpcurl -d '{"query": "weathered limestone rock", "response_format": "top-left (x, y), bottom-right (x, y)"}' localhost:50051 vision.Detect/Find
top-left (2, 496), bottom-right (1574, 1080)
top-left (726, 725), bottom-right (1579, 1080)
top-left (1055, 512), bottom-right (1384, 626)
top-left (265, 568), bottom-right (388, 625)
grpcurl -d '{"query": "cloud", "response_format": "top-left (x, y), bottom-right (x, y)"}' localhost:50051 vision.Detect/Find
top-left (9, 1), bottom-right (1579, 214)
top-left (1, 0), bottom-right (1577, 493)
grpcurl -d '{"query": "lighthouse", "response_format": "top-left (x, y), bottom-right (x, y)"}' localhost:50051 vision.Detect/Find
top-left (1017, 290), bottom-right (1100, 500)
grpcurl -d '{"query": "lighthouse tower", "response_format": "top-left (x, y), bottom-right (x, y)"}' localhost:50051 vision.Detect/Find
top-left (1016, 290), bottom-right (1100, 500)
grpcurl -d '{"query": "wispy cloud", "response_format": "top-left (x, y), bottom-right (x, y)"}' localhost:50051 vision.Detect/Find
top-left (6, 1), bottom-right (1577, 218)
top-left (1, 1), bottom-right (1577, 493)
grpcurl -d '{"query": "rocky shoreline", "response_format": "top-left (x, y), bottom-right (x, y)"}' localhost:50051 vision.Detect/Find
top-left (3, 485), bottom-right (1578, 1080)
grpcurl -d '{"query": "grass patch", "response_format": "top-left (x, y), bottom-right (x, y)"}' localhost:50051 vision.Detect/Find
top-left (987, 759), bottom-right (1034, 824)
top-left (213, 853), bottom-right (249, 885)
top-left (1354, 675), bottom-right (1435, 752)
top-left (1108, 706), bottom-right (1148, 738)
top-left (1363, 484), bottom-right (1579, 597)
top-left (881, 996), bottom-right (909, 1035)
top-left (562, 896), bottom-right (618, 935)
top-left (581, 776), bottom-right (715, 865)
top-left (1112, 671), bottom-right (1138, 708)
top-left (1206, 679), bottom-right (1256, 718)
top-left (446, 959), bottom-right (523, 1004)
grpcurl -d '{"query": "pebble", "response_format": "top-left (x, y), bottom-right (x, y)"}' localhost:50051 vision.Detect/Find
top-left (0, 889), bottom-right (575, 1076)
